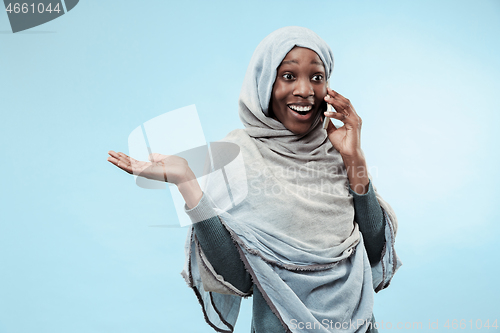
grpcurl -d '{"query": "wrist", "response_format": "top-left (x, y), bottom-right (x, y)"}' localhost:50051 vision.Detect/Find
top-left (177, 177), bottom-right (203, 209)
top-left (342, 149), bottom-right (370, 195)
top-left (349, 178), bottom-right (370, 195)
top-left (340, 148), bottom-right (364, 163)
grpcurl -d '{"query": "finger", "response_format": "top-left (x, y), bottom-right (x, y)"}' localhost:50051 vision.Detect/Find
top-left (118, 152), bottom-right (136, 162)
top-left (327, 88), bottom-right (342, 102)
top-left (324, 97), bottom-right (351, 116)
top-left (107, 156), bottom-right (118, 166)
top-left (323, 114), bottom-right (338, 135)
top-left (118, 156), bottom-right (141, 175)
top-left (108, 150), bottom-right (123, 159)
top-left (327, 89), bottom-right (359, 116)
top-left (118, 152), bottom-right (142, 166)
top-left (327, 88), bottom-right (350, 106)
top-left (326, 90), bottom-right (362, 130)
top-left (324, 110), bottom-right (348, 121)
top-left (346, 103), bottom-right (359, 118)
top-left (114, 153), bottom-right (131, 165)
top-left (107, 155), bottom-right (126, 167)
top-left (329, 92), bottom-right (361, 124)
top-left (107, 156), bottom-right (133, 174)
top-left (118, 152), bottom-right (130, 159)
top-left (109, 151), bottom-right (133, 165)
top-left (326, 94), bottom-right (350, 110)
top-left (327, 88), bottom-right (347, 101)
top-left (325, 89), bottom-right (348, 102)
top-left (325, 108), bottom-right (362, 133)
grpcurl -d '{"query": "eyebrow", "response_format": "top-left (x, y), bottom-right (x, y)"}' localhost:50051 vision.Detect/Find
top-left (280, 59), bottom-right (324, 67)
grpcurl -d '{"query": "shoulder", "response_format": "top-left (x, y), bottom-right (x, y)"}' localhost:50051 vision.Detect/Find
top-left (216, 129), bottom-right (263, 163)
top-left (221, 129), bottom-right (249, 143)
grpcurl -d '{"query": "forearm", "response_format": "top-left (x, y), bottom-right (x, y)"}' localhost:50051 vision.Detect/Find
top-left (350, 180), bottom-right (385, 264)
top-left (177, 175), bottom-right (203, 209)
top-left (342, 149), bottom-right (370, 195)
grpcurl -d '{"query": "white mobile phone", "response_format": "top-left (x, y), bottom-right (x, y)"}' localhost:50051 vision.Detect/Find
top-left (322, 81), bottom-right (332, 129)
top-left (323, 83), bottom-right (344, 130)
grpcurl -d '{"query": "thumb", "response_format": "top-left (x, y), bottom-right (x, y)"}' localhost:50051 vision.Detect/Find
top-left (324, 117), bottom-right (337, 135)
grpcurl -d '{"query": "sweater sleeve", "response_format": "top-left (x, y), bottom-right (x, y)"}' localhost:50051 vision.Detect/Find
top-left (349, 180), bottom-right (386, 264)
top-left (185, 193), bottom-right (253, 293)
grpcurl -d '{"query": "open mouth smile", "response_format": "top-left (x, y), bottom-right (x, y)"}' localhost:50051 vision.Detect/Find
top-left (288, 104), bottom-right (313, 115)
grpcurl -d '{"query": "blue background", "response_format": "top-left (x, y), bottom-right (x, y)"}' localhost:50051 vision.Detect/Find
top-left (1, 0), bottom-right (499, 332)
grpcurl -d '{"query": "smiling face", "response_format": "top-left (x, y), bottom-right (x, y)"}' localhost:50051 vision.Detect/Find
top-left (270, 47), bottom-right (327, 135)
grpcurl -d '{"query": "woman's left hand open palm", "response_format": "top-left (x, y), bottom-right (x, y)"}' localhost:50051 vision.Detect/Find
top-left (323, 88), bottom-right (363, 158)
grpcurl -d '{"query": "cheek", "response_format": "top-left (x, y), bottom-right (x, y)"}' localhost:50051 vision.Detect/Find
top-left (316, 86), bottom-right (328, 111)
top-left (272, 83), bottom-right (288, 103)
top-left (318, 85), bottom-right (327, 98)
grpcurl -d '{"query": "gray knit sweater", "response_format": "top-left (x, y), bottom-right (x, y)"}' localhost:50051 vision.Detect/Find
top-left (190, 180), bottom-right (384, 333)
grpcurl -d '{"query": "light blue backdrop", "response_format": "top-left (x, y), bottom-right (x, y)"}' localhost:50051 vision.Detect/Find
top-left (1, 0), bottom-right (499, 332)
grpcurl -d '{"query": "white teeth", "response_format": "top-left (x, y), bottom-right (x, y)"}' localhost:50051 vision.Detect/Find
top-left (288, 105), bottom-right (312, 112)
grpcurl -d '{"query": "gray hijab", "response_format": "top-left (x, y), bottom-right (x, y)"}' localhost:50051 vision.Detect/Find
top-left (227, 25), bottom-right (360, 261)
top-left (182, 26), bottom-right (401, 333)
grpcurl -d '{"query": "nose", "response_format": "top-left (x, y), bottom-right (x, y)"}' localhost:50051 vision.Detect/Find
top-left (293, 77), bottom-right (314, 98)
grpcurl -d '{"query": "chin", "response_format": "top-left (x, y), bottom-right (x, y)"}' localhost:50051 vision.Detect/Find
top-left (288, 121), bottom-right (315, 135)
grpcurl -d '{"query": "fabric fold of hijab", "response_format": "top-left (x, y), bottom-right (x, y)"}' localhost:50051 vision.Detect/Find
top-left (234, 26), bottom-right (356, 255)
top-left (182, 26), bottom-right (401, 333)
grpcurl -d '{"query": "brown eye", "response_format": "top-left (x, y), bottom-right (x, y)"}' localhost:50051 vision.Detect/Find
top-left (282, 73), bottom-right (294, 80)
top-left (312, 74), bottom-right (324, 81)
